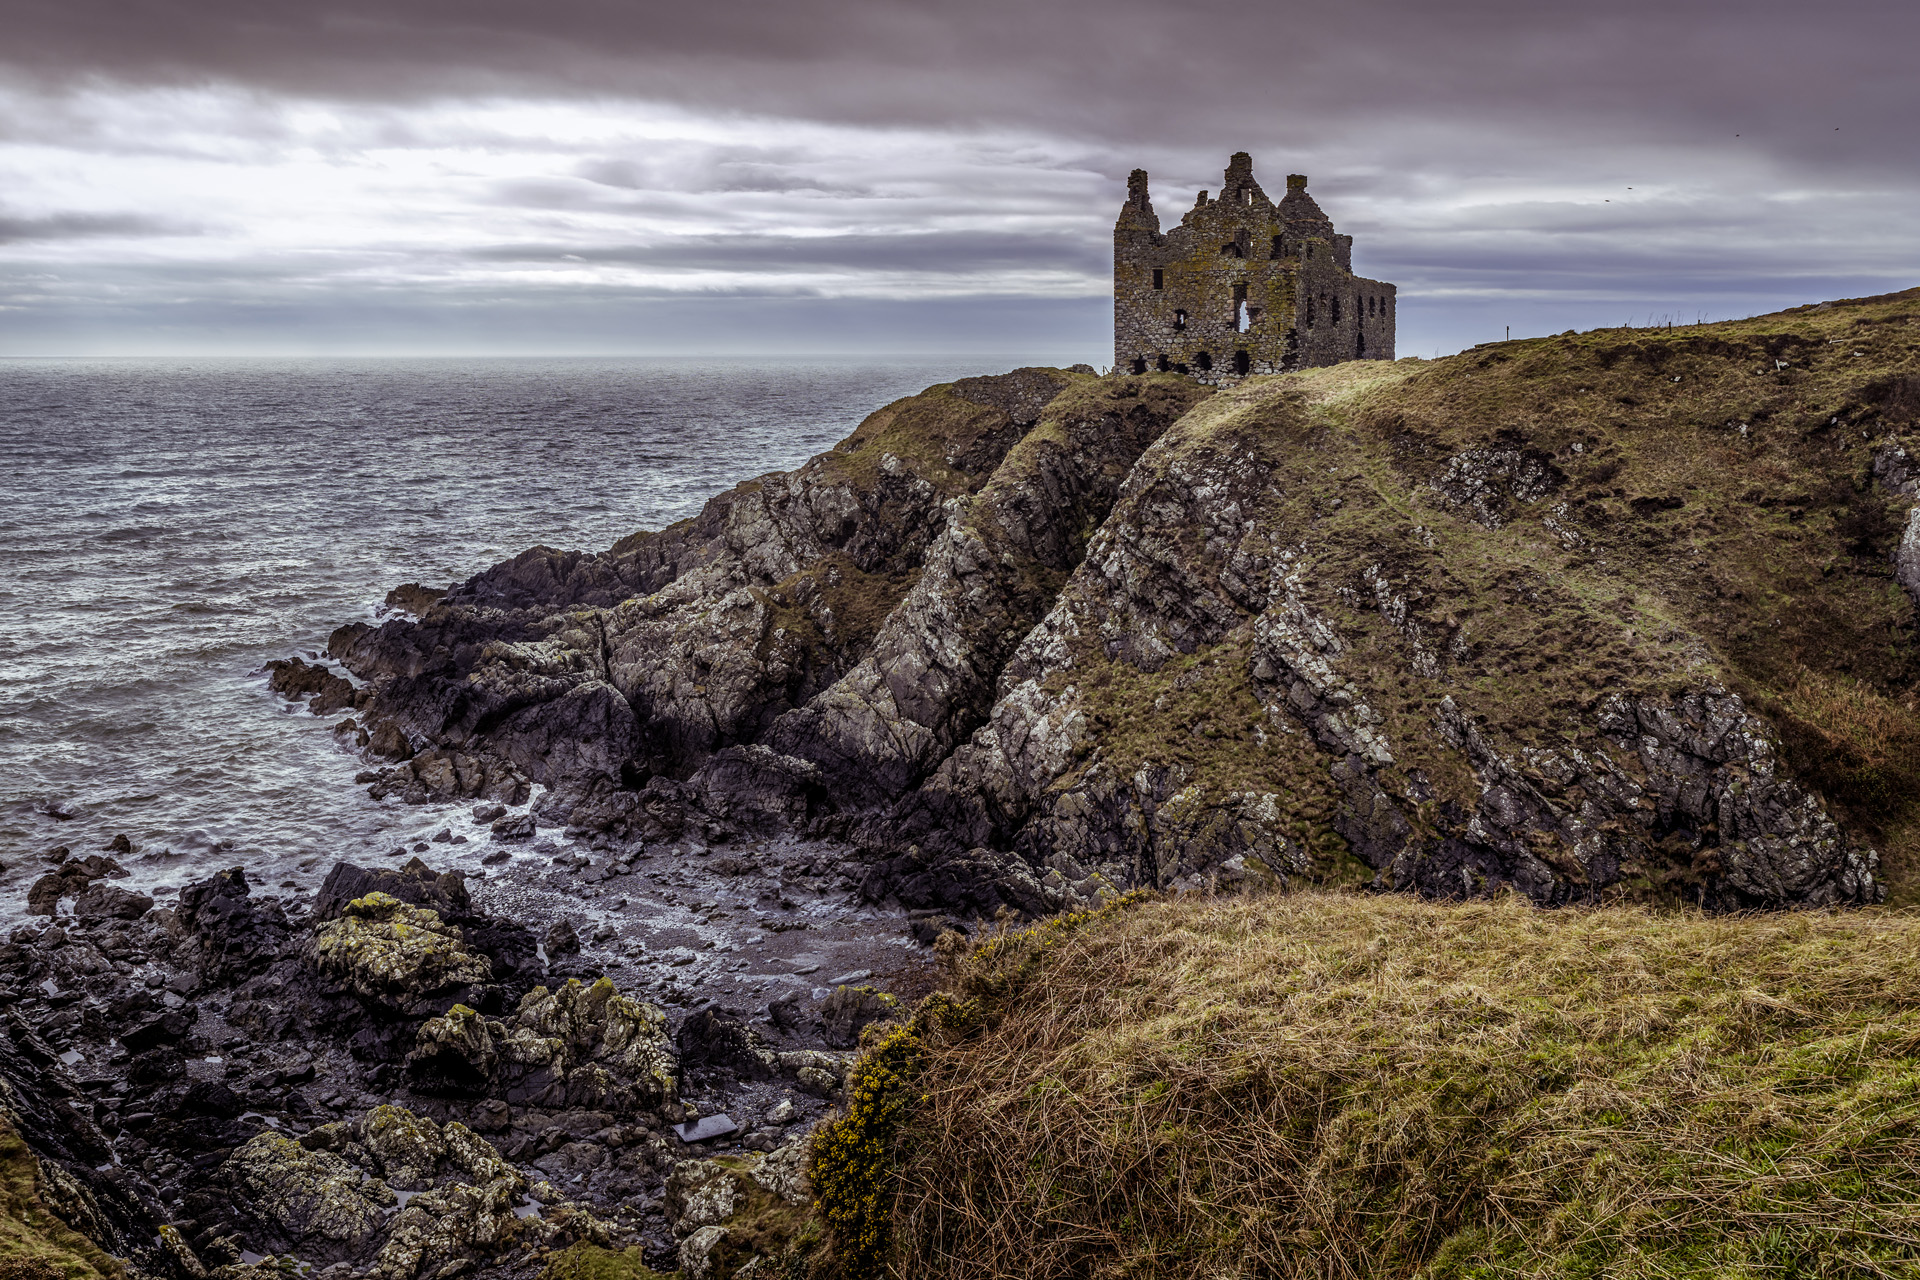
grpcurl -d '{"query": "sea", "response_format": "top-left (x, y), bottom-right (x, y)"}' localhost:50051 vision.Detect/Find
top-left (0, 356), bottom-right (1020, 921)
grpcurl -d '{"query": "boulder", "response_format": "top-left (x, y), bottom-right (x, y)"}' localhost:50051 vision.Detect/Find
top-left (662, 1135), bottom-right (816, 1278)
top-left (176, 867), bottom-right (292, 980)
top-left (314, 861), bottom-right (539, 985)
top-left (219, 1106), bottom-right (531, 1278)
top-left (679, 1225), bottom-right (729, 1280)
top-left (383, 583), bottom-right (448, 616)
top-left (490, 813), bottom-right (536, 842)
top-left (221, 1131), bottom-right (393, 1254)
top-left (264, 655), bottom-right (350, 703)
top-left (313, 860), bottom-right (471, 924)
top-left (819, 985), bottom-right (900, 1049)
top-left (406, 977), bottom-right (677, 1115)
top-left (676, 1007), bottom-right (778, 1082)
top-left (72, 884), bottom-right (153, 922)
top-left (311, 892), bottom-right (492, 1003)
top-left (121, 1011), bottom-right (196, 1054)
top-left (364, 749), bottom-right (529, 808)
top-left (24, 855), bottom-right (125, 916)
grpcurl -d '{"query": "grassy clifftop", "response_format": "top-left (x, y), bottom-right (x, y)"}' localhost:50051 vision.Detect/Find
top-left (945, 287), bottom-right (1920, 912)
top-left (1351, 295), bottom-right (1920, 891)
top-left (848, 889), bottom-right (1920, 1279)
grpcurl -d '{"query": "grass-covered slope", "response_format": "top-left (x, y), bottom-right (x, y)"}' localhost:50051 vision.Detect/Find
top-left (0, 1118), bottom-right (119, 1280)
top-left (867, 891), bottom-right (1920, 1279)
top-left (907, 289), bottom-right (1920, 912)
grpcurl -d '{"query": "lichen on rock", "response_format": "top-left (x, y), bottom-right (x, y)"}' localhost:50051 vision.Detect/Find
top-left (220, 1131), bottom-right (393, 1253)
top-left (407, 978), bottom-right (676, 1114)
top-left (661, 1137), bottom-right (816, 1280)
top-left (218, 1105), bottom-right (543, 1280)
top-left (311, 892), bottom-right (492, 1003)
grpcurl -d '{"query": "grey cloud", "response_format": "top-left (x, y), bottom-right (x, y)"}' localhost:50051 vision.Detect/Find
top-left (467, 230), bottom-right (1107, 276)
top-left (0, 275), bottom-right (1113, 359)
top-left (574, 156), bottom-right (866, 197)
top-left (0, 211), bottom-right (193, 242)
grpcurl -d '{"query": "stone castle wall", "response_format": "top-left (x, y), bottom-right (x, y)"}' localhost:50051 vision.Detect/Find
top-left (1114, 154), bottom-right (1395, 382)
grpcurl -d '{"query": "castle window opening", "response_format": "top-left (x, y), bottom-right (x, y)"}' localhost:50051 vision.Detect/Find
top-left (1306, 296), bottom-right (1315, 328)
top-left (1130, 357), bottom-right (1147, 375)
top-left (1332, 296), bottom-right (1342, 325)
top-left (1196, 351), bottom-right (1213, 372)
top-left (1221, 242), bottom-right (1244, 258)
top-left (1233, 349), bottom-right (1251, 375)
top-left (1271, 236), bottom-right (1284, 259)
top-left (1152, 268), bottom-right (1164, 290)
top-left (1156, 354), bottom-right (1171, 372)
top-left (1368, 296), bottom-right (1376, 316)
top-left (1173, 309), bottom-right (1187, 331)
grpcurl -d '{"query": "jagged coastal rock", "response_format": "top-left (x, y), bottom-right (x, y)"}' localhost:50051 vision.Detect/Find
top-left (0, 855), bottom-right (860, 1279)
top-left (9, 289), bottom-right (1920, 1280)
top-left (322, 292), bottom-right (1920, 912)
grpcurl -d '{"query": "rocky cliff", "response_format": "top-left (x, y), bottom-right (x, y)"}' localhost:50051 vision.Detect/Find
top-left (326, 291), bottom-right (1920, 913)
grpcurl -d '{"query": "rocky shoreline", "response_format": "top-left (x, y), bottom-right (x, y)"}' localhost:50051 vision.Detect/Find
top-left (310, 344), bottom-right (1916, 915)
top-left (8, 293), bottom-right (1920, 1280)
top-left (4, 844), bottom-right (929, 1279)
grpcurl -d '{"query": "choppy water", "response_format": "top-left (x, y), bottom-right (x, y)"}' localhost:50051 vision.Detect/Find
top-left (0, 356), bottom-right (1005, 917)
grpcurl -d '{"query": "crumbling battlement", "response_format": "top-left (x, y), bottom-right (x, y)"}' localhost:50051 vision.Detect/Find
top-left (1115, 153), bottom-right (1395, 382)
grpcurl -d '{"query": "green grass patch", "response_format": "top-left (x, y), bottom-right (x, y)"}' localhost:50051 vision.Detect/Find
top-left (0, 1121), bottom-right (120, 1280)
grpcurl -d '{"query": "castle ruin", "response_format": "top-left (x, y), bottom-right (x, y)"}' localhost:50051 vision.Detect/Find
top-left (1114, 153), bottom-right (1395, 380)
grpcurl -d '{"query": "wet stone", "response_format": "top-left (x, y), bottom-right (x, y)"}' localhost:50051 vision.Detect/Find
top-left (672, 1114), bottom-right (739, 1144)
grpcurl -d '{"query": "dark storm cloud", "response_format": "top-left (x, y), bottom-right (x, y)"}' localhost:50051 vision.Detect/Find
top-left (6, 0), bottom-right (1916, 174)
top-left (1, 0), bottom-right (1913, 356)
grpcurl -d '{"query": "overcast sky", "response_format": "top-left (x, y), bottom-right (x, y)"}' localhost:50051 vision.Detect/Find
top-left (1, 0), bottom-right (1914, 359)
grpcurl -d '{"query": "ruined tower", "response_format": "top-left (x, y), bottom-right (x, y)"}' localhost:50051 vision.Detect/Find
top-left (1114, 153), bottom-right (1395, 381)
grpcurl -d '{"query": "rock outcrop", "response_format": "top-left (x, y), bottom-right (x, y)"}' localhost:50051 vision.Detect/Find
top-left (661, 1137), bottom-right (813, 1280)
top-left (218, 1104), bottom-right (611, 1279)
top-left (3, 856), bottom-right (776, 1279)
top-left (406, 978), bottom-right (677, 1113)
top-left (312, 892), bottom-right (494, 1005)
top-left (311, 293), bottom-right (1920, 911)
top-left (0, 1007), bottom-right (181, 1279)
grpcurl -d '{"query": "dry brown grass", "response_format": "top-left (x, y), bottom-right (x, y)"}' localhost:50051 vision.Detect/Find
top-left (887, 891), bottom-right (1920, 1279)
top-left (1778, 666), bottom-right (1920, 775)
top-left (1769, 666), bottom-right (1920, 900)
